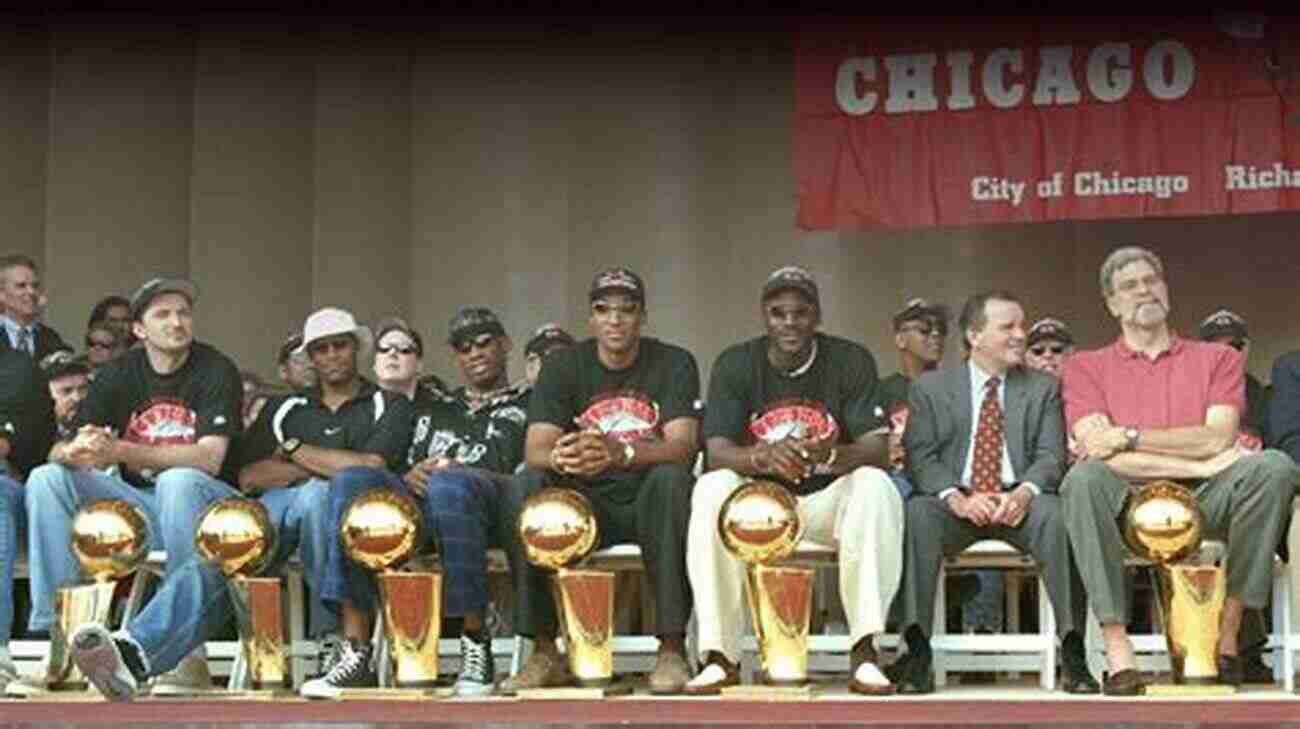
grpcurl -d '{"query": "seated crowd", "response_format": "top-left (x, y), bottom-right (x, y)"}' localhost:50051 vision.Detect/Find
top-left (0, 245), bottom-right (1298, 701)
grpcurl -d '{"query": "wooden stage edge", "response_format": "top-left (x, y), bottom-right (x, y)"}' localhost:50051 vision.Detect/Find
top-left (7, 692), bottom-right (1300, 726)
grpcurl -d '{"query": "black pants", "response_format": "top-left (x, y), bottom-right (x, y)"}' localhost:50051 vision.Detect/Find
top-left (504, 465), bottom-right (694, 638)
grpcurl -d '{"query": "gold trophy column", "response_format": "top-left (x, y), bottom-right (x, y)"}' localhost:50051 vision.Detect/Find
top-left (719, 481), bottom-right (813, 695)
top-left (341, 488), bottom-right (444, 695)
top-left (195, 498), bottom-right (289, 694)
top-left (48, 500), bottom-right (150, 689)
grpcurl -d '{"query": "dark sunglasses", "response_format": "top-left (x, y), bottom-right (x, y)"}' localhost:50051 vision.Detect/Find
top-left (900, 323), bottom-right (946, 338)
top-left (85, 339), bottom-right (115, 349)
top-left (452, 334), bottom-right (496, 354)
top-left (377, 344), bottom-right (418, 356)
top-left (1030, 344), bottom-right (1067, 356)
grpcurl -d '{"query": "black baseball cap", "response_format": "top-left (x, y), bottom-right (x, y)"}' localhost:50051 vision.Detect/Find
top-left (1199, 309), bottom-right (1248, 341)
top-left (588, 268), bottom-right (645, 304)
top-left (761, 266), bottom-right (820, 308)
top-left (129, 277), bottom-right (197, 320)
top-left (277, 331), bottom-right (304, 365)
top-left (1027, 317), bottom-right (1074, 348)
top-left (40, 349), bottom-right (90, 380)
top-left (892, 298), bottom-right (949, 332)
top-left (448, 307), bottom-right (506, 347)
top-left (525, 323), bottom-right (576, 358)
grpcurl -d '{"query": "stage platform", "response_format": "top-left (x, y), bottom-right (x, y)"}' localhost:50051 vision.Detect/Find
top-left (5, 685), bottom-right (1300, 726)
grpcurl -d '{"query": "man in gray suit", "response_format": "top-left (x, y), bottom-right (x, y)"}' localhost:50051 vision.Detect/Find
top-left (886, 290), bottom-right (1098, 694)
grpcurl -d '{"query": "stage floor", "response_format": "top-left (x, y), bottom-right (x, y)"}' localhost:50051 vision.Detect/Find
top-left (4, 686), bottom-right (1300, 726)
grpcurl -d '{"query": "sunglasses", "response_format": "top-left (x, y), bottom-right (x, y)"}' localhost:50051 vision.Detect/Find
top-left (899, 323), bottom-right (946, 338)
top-left (377, 344), bottom-right (418, 356)
top-left (86, 339), bottom-right (115, 349)
top-left (452, 334), bottom-right (496, 354)
top-left (1030, 344), bottom-right (1067, 356)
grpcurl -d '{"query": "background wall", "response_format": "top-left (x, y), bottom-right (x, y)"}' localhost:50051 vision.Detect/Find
top-left (5, 19), bottom-right (1298, 387)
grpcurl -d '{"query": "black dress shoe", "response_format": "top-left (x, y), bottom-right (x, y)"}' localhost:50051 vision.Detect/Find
top-left (884, 651), bottom-right (934, 695)
top-left (1241, 652), bottom-right (1274, 684)
top-left (1060, 632), bottom-right (1100, 694)
top-left (1216, 655), bottom-right (1243, 687)
top-left (1102, 668), bottom-right (1146, 696)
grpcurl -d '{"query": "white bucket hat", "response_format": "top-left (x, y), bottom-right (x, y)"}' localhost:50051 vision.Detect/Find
top-left (297, 307), bottom-right (373, 357)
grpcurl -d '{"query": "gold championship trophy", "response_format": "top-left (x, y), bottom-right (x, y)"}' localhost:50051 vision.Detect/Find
top-left (717, 480), bottom-right (813, 696)
top-left (517, 486), bottom-right (629, 697)
top-left (46, 500), bottom-right (149, 690)
top-left (1123, 480), bottom-right (1234, 695)
top-left (194, 497), bottom-right (288, 693)
top-left (340, 489), bottom-right (443, 695)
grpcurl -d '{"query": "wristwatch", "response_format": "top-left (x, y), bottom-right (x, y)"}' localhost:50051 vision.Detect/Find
top-left (1124, 428), bottom-right (1140, 452)
top-left (622, 442), bottom-right (636, 467)
top-left (280, 437), bottom-right (302, 458)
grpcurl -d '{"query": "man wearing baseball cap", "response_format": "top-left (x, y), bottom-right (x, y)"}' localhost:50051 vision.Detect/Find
top-left (1199, 309), bottom-right (1269, 448)
top-left (523, 323), bottom-right (575, 386)
top-left (277, 330), bottom-right (317, 392)
top-left (1025, 318), bottom-right (1075, 377)
top-left (876, 298), bottom-right (949, 486)
top-left (684, 265), bottom-right (904, 696)
top-left (68, 306), bottom-right (414, 702)
top-left (501, 267), bottom-right (702, 695)
top-left (17, 277), bottom-right (242, 697)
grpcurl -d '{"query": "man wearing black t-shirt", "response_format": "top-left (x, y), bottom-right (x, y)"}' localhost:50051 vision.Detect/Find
top-left (18, 277), bottom-right (241, 697)
top-left (0, 347), bottom-right (56, 689)
top-left (319, 312), bottom-right (529, 697)
top-left (500, 268), bottom-right (702, 696)
top-left (683, 266), bottom-right (904, 696)
top-left (876, 298), bottom-right (948, 498)
top-left (69, 307), bottom-right (414, 702)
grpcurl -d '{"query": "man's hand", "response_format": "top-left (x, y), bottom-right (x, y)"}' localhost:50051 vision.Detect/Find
top-left (751, 439), bottom-right (812, 484)
top-left (1079, 425), bottom-right (1129, 460)
top-left (403, 456), bottom-right (452, 496)
top-left (64, 425), bottom-right (115, 470)
top-left (946, 490), bottom-right (999, 526)
top-left (991, 484), bottom-right (1035, 527)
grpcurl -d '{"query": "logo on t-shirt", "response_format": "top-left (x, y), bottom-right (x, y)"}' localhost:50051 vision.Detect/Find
top-left (576, 389), bottom-right (660, 443)
top-left (125, 397), bottom-right (198, 446)
top-left (491, 405), bottom-right (527, 426)
top-left (748, 398), bottom-right (838, 445)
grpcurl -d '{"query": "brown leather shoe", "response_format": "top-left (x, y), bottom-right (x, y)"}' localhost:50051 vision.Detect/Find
top-left (1102, 668), bottom-right (1146, 696)
top-left (683, 652), bottom-right (740, 696)
top-left (848, 639), bottom-right (895, 696)
top-left (498, 650), bottom-right (572, 696)
top-left (648, 651), bottom-right (692, 695)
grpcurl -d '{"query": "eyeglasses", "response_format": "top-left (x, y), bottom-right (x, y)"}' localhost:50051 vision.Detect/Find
top-left (86, 339), bottom-right (115, 350)
top-left (377, 344), bottom-right (418, 356)
top-left (453, 334), bottom-right (496, 354)
top-left (1029, 344), bottom-right (1068, 356)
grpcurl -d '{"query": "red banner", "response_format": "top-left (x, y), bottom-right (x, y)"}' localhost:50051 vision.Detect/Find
top-left (794, 17), bottom-right (1300, 230)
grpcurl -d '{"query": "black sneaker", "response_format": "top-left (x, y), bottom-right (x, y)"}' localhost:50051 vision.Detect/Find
top-left (453, 633), bottom-right (495, 697)
top-left (299, 639), bottom-right (376, 699)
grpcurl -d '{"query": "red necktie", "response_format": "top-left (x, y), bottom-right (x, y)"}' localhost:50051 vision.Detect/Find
top-left (972, 376), bottom-right (1003, 494)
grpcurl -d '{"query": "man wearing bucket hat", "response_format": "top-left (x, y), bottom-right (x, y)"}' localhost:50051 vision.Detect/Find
top-left (67, 306), bottom-right (413, 702)
top-left (17, 277), bottom-right (243, 697)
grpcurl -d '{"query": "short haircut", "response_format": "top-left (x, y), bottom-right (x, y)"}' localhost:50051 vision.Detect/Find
top-left (0, 254), bottom-right (38, 281)
top-left (1099, 246), bottom-right (1163, 298)
top-left (87, 295), bottom-right (131, 330)
top-left (958, 290), bottom-right (1021, 352)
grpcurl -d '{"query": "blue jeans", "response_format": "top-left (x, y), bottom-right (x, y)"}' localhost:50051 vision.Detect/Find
top-left (1, 475), bottom-right (24, 645)
top-left (890, 471), bottom-right (914, 500)
top-left (23, 464), bottom-right (235, 632)
top-left (125, 480), bottom-right (331, 676)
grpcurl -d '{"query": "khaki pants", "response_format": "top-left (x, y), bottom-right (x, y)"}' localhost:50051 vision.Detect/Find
top-left (686, 467), bottom-right (904, 663)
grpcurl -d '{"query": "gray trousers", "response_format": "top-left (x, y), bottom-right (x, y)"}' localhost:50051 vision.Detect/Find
top-left (900, 493), bottom-right (1085, 639)
top-left (1062, 450), bottom-right (1299, 625)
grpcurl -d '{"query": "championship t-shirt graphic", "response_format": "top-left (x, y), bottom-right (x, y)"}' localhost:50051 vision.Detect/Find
top-left (125, 396), bottom-right (199, 446)
top-left (748, 398), bottom-right (839, 445)
top-left (575, 389), bottom-right (660, 443)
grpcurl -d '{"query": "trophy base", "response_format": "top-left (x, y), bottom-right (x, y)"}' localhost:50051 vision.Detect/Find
top-left (336, 687), bottom-right (453, 700)
top-left (1145, 683), bottom-right (1238, 696)
top-left (720, 684), bottom-right (814, 701)
top-left (516, 676), bottom-right (633, 700)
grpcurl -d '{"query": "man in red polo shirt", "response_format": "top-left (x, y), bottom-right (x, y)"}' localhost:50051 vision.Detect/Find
top-left (1061, 246), bottom-right (1298, 696)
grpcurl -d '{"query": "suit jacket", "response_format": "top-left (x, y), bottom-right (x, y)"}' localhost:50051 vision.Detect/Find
top-left (1269, 350), bottom-right (1300, 464)
top-left (903, 362), bottom-right (1066, 497)
top-left (0, 321), bottom-right (68, 361)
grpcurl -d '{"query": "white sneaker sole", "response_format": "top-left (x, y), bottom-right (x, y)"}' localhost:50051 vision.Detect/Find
top-left (69, 625), bottom-right (137, 702)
